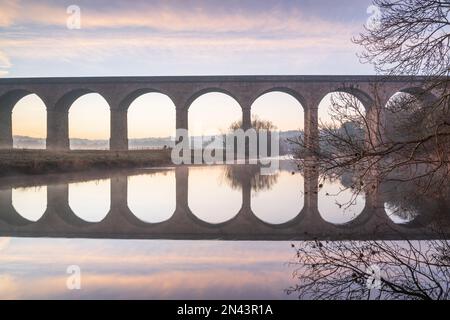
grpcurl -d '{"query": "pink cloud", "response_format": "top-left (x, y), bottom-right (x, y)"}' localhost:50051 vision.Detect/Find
top-left (0, 1), bottom-right (358, 35)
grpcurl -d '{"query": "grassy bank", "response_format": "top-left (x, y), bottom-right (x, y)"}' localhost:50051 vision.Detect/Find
top-left (0, 149), bottom-right (173, 177)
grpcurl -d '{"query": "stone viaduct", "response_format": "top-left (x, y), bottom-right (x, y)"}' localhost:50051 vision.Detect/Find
top-left (0, 75), bottom-right (434, 150)
top-left (0, 166), bottom-right (448, 241)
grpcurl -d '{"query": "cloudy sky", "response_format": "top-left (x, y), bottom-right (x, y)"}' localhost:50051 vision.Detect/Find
top-left (1, 0), bottom-right (376, 139)
top-left (0, 0), bottom-right (375, 77)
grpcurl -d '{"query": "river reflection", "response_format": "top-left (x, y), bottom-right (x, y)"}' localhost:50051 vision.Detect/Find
top-left (251, 170), bottom-right (304, 224)
top-left (69, 179), bottom-right (110, 223)
top-left (2, 163), bottom-right (372, 227)
top-left (0, 161), bottom-right (449, 299)
top-left (128, 170), bottom-right (176, 223)
top-left (12, 186), bottom-right (47, 222)
top-left (0, 162), bottom-right (448, 236)
top-left (318, 176), bottom-right (365, 224)
top-left (189, 166), bottom-right (242, 224)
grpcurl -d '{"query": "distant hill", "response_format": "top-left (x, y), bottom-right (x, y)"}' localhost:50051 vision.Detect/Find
top-left (13, 136), bottom-right (46, 149)
top-left (13, 130), bottom-right (305, 154)
top-left (13, 136), bottom-right (175, 150)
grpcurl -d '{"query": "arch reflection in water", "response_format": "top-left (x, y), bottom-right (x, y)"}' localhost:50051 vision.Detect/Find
top-left (251, 170), bottom-right (304, 224)
top-left (318, 176), bottom-right (365, 224)
top-left (384, 202), bottom-right (418, 224)
top-left (12, 186), bottom-right (47, 222)
top-left (68, 179), bottom-right (111, 222)
top-left (127, 170), bottom-right (176, 223)
top-left (189, 166), bottom-right (242, 224)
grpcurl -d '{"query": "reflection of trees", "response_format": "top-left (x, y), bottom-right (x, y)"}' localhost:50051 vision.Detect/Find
top-left (315, 164), bottom-right (450, 223)
top-left (287, 239), bottom-right (450, 300)
top-left (385, 202), bottom-right (419, 223)
top-left (318, 167), bottom-right (364, 191)
top-left (381, 179), bottom-right (450, 223)
top-left (316, 169), bottom-right (365, 211)
top-left (319, 171), bottom-right (358, 190)
top-left (221, 165), bottom-right (279, 192)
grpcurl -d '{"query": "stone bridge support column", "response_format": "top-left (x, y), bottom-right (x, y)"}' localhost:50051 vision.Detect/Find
top-left (47, 184), bottom-right (69, 213)
top-left (101, 175), bottom-right (137, 229)
top-left (175, 108), bottom-right (189, 161)
top-left (110, 109), bottom-right (128, 151)
top-left (111, 175), bottom-right (128, 211)
top-left (176, 108), bottom-right (188, 141)
top-left (242, 107), bottom-right (252, 161)
top-left (241, 178), bottom-right (252, 212)
top-left (228, 175), bottom-right (261, 229)
top-left (304, 105), bottom-right (319, 161)
top-left (363, 84), bottom-right (392, 151)
top-left (47, 110), bottom-right (70, 150)
top-left (0, 188), bottom-right (19, 225)
top-left (242, 107), bottom-right (251, 130)
top-left (168, 166), bottom-right (192, 227)
top-left (303, 164), bottom-right (319, 216)
top-left (365, 102), bottom-right (384, 209)
top-left (365, 92), bottom-right (390, 208)
top-left (0, 108), bottom-right (13, 149)
top-left (302, 93), bottom-right (323, 224)
top-left (43, 183), bottom-right (81, 228)
top-left (175, 166), bottom-right (189, 211)
top-left (366, 105), bottom-right (386, 150)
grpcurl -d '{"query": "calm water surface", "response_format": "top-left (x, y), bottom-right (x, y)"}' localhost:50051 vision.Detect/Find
top-left (0, 161), bottom-right (443, 299)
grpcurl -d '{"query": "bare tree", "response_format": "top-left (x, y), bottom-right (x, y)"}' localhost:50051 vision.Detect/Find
top-left (355, 0), bottom-right (450, 77)
top-left (297, 92), bottom-right (449, 195)
top-left (286, 239), bottom-right (450, 300)
top-left (229, 115), bottom-right (277, 132)
top-left (286, 0), bottom-right (450, 302)
top-left (294, 0), bottom-right (450, 198)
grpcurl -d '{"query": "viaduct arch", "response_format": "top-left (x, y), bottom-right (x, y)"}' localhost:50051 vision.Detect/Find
top-left (0, 75), bottom-right (434, 150)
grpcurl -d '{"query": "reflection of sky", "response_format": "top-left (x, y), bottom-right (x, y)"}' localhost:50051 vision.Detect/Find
top-left (318, 177), bottom-right (366, 224)
top-left (12, 186), bottom-right (47, 222)
top-left (0, 237), bottom-right (296, 300)
top-left (69, 179), bottom-right (111, 222)
top-left (188, 166), bottom-right (243, 224)
top-left (252, 171), bottom-right (304, 224)
top-left (127, 171), bottom-right (176, 223)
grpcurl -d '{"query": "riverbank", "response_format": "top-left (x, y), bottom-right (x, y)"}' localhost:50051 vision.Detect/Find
top-left (0, 149), bottom-right (172, 177)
